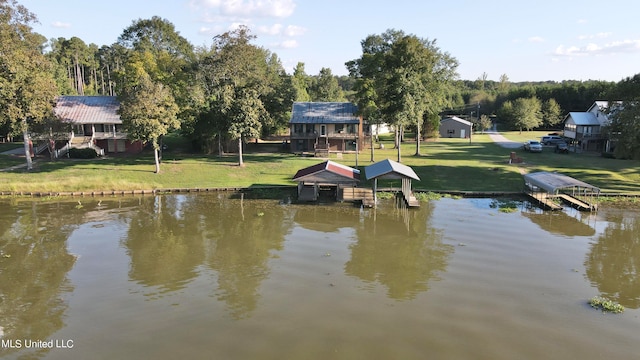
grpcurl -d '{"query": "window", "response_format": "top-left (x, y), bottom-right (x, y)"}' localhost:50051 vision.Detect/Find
top-left (293, 124), bottom-right (304, 134)
top-left (306, 124), bottom-right (315, 134)
top-left (447, 129), bottom-right (455, 135)
top-left (347, 124), bottom-right (356, 134)
top-left (335, 124), bottom-right (344, 133)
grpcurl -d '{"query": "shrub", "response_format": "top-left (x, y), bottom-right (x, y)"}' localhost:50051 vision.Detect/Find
top-left (68, 148), bottom-right (98, 159)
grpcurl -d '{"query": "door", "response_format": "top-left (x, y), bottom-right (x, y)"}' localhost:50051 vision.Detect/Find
top-left (460, 129), bottom-right (466, 138)
top-left (320, 125), bottom-right (326, 136)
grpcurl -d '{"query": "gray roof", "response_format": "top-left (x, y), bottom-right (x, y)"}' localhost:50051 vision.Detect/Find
top-left (523, 171), bottom-right (600, 194)
top-left (365, 159), bottom-right (420, 181)
top-left (565, 112), bottom-right (600, 126)
top-left (290, 102), bottom-right (359, 124)
top-left (55, 96), bottom-right (121, 124)
top-left (441, 116), bottom-right (473, 126)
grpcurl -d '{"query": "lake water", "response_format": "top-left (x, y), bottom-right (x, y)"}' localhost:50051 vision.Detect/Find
top-left (0, 194), bottom-right (639, 360)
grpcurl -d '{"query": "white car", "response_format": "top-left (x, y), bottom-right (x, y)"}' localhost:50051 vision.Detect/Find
top-left (523, 140), bottom-right (542, 152)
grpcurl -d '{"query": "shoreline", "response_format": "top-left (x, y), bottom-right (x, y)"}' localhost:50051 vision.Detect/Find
top-left (0, 186), bottom-right (637, 199)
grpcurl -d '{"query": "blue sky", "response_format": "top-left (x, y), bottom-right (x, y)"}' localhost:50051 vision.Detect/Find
top-left (22, 0), bottom-right (640, 82)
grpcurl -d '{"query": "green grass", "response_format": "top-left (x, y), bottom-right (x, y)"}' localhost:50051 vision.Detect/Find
top-left (0, 142), bottom-right (23, 153)
top-left (0, 134), bottom-right (638, 194)
top-left (0, 155), bottom-right (25, 170)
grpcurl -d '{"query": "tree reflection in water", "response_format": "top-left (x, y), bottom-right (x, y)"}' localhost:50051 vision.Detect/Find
top-left (0, 201), bottom-right (78, 358)
top-left (585, 210), bottom-right (640, 309)
top-left (347, 199), bottom-right (453, 300)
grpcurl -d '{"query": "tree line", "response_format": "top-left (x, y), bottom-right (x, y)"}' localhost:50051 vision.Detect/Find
top-left (1, 0), bottom-right (639, 172)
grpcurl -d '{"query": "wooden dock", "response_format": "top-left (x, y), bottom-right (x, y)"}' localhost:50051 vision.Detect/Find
top-left (553, 193), bottom-right (597, 211)
top-left (525, 191), bottom-right (563, 211)
top-left (526, 191), bottom-right (597, 211)
top-left (404, 193), bottom-right (420, 208)
top-left (340, 187), bottom-right (375, 207)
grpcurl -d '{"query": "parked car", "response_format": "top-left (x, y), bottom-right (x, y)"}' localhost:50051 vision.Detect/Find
top-left (554, 142), bottom-right (569, 153)
top-left (541, 135), bottom-right (565, 145)
top-left (523, 140), bottom-right (543, 152)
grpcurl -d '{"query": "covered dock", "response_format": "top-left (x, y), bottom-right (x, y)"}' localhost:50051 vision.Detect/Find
top-left (365, 159), bottom-right (421, 208)
top-left (523, 171), bottom-right (600, 211)
top-left (292, 160), bottom-right (370, 205)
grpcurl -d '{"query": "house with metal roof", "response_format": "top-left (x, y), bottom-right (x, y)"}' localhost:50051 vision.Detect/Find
top-left (563, 101), bottom-right (612, 151)
top-left (289, 102), bottom-right (364, 156)
top-left (439, 116), bottom-right (473, 139)
top-left (54, 96), bottom-right (143, 154)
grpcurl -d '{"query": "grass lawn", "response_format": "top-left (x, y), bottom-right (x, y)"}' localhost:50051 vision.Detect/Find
top-left (0, 142), bottom-right (23, 153)
top-left (0, 134), bottom-right (638, 194)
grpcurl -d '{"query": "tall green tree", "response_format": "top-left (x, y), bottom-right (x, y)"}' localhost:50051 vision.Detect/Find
top-left (117, 16), bottom-right (200, 136)
top-left (512, 97), bottom-right (542, 132)
top-left (118, 55), bottom-right (179, 173)
top-left (309, 67), bottom-right (345, 102)
top-left (228, 89), bottom-right (264, 166)
top-left (347, 29), bottom-right (458, 160)
top-left (603, 101), bottom-right (640, 159)
top-left (541, 98), bottom-right (563, 128)
top-left (0, 0), bottom-right (58, 170)
top-left (292, 62), bottom-right (311, 102)
top-left (194, 26), bottom-right (270, 163)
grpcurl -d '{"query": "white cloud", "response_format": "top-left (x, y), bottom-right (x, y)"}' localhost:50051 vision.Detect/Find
top-left (578, 32), bottom-right (613, 40)
top-left (284, 25), bottom-right (306, 37)
top-left (51, 21), bottom-right (71, 29)
top-left (554, 39), bottom-right (640, 56)
top-left (191, 0), bottom-right (296, 19)
top-left (258, 23), bottom-right (283, 35)
top-left (577, 19), bottom-right (588, 24)
top-left (271, 39), bottom-right (298, 49)
top-left (528, 36), bottom-right (544, 43)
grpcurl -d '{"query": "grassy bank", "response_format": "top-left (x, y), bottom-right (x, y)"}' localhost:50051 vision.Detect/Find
top-left (0, 134), bottom-right (638, 194)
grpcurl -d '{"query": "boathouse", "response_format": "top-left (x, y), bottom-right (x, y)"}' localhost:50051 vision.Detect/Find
top-left (523, 171), bottom-right (600, 211)
top-left (292, 160), bottom-right (360, 202)
top-left (365, 159), bottom-right (421, 207)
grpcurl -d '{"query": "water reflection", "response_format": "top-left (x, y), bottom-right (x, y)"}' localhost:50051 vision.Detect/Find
top-left (347, 201), bottom-right (453, 300)
top-left (3, 195), bottom-right (640, 359)
top-left (125, 196), bottom-right (205, 296)
top-left (0, 201), bottom-right (78, 358)
top-left (522, 208), bottom-right (596, 237)
top-left (200, 194), bottom-right (291, 319)
top-left (585, 210), bottom-right (640, 308)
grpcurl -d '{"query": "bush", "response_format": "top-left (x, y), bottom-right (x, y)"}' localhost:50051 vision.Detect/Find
top-left (68, 148), bottom-right (98, 159)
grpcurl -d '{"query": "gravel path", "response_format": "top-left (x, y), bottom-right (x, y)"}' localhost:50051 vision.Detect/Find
top-left (486, 130), bottom-right (522, 149)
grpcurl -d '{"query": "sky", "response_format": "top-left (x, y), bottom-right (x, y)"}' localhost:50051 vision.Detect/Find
top-left (21, 0), bottom-right (640, 83)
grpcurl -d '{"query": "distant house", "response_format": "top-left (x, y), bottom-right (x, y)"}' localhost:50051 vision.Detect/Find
top-left (289, 102), bottom-right (365, 155)
top-left (439, 116), bottom-right (473, 138)
top-left (54, 96), bottom-right (143, 154)
top-left (563, 101), bottom-right (616, 151)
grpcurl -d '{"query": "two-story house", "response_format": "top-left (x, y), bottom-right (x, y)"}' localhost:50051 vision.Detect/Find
top-left (289, 102), bottom-right (365, 156)
top-left (563, 101), bottom-right (611, 151)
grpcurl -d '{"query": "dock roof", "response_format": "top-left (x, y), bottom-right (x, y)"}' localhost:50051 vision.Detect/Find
top-left (292, 160), bottom-right (360, 184)
top-left (523, 171), bottom-right (600, 194)
top-left (365, 159), bottom-right (420, 181)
